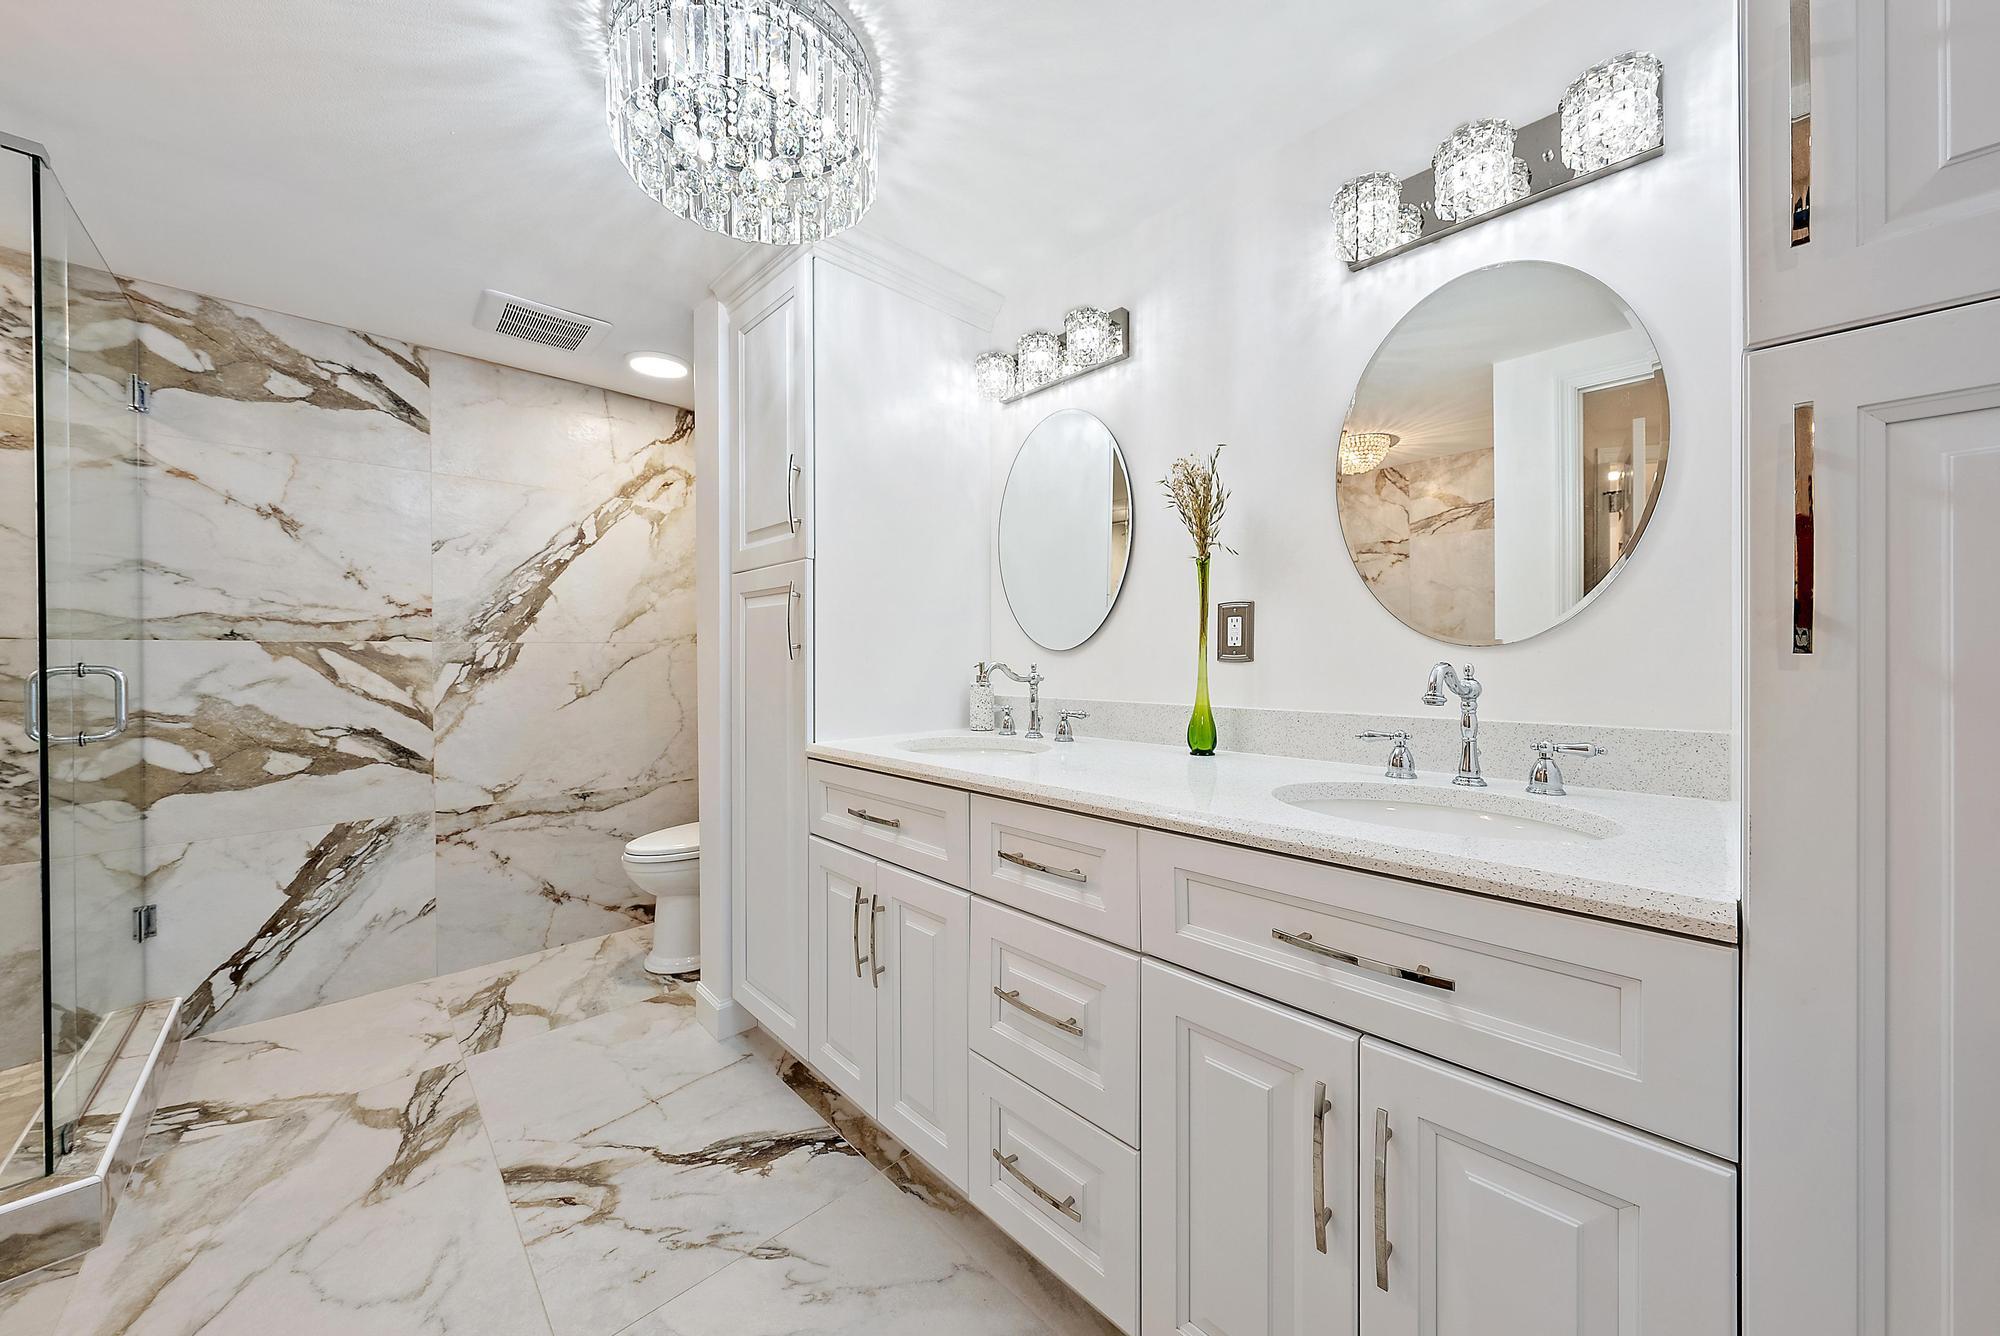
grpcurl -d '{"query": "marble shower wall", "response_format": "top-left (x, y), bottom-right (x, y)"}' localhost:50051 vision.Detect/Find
top-left (121, 280), bottom-right (697, 1032)
top-left (1340, 448), bottom-right (1497, 643)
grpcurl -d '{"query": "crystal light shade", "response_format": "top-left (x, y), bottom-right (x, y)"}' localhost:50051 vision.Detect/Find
top-left (605, 0), bottom-right (878, 244)
top-left (1560, 51), bottom-right (1664, 174)
top-left (1331, 172), bottom-right (1423, 263)
top-left (1062, 307), bottom-right (1118, 368)
top-left (1338, 431), bottom-right (1400, 476)
top-left (975, 352), bottom-right (1017, 401)
top-left (1016, 331), bottom-right (1062, 392)
top-left (1432, 119), bottom-right (1530, 223)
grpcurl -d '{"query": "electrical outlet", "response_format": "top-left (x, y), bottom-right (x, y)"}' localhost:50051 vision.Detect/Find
top-left (1218, 601), bottom-right (1254, 662)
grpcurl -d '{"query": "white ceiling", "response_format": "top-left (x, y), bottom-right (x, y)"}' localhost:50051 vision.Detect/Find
top-left (0, 0), bottom-right (1521, 406)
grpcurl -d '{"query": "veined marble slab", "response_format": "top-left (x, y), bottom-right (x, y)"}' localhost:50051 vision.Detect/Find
top-left (811, 732), bottom-right (1742, 941)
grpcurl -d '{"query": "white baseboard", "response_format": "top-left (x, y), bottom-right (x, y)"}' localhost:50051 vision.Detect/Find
top-left (695, 981), bottom-right (754, 1040)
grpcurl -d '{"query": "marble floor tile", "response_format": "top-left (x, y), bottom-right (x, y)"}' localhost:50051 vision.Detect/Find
top-left (626, 1174), bottom-right (1053, 1336)
top-left (491, 1044), bottom-right (874, 1336)
top-left (124, 280), bottom-right (430, 472)
top-left (148, 813), bottom-right (438, 1034)
top-left (58, 1061), bottom-right (548, 1336)
top-left (140, 638), bottom-right (433, 847)
top-left (434, 782), bottom-right (693, 975)
top-left (0, 1253), bottom-right (80, 1336)
top-left (431, 926), bottom-right (672, 1056)
top-left (432, 636), bottom-right (694, 812)
top-left (159, 976), bottom-right (458, 1111)
top-left (136, 432), bottom-right (431, 642)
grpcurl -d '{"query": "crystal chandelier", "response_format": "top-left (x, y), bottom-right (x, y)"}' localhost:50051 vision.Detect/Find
top-left (1330, 172), bottom-right (1422, 264)
top-left (1432, 119), bottom-right (1530, 223)
top-left (1560, 52), bottom-right (1663, 174)
top-left (1339, 431), bottom-right (1400, 476)
top-left (605, 0), bottom-right (878, 244)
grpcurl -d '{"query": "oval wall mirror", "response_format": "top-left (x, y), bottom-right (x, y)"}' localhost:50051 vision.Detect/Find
top-left (998, 409), bottom-right (1134, 650)
top-left (1336, 261), bottom-right (1671, 645)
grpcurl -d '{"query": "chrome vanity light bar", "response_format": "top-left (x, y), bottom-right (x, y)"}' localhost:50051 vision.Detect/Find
top-left (974, 307), bottom-right (1131, 404)
top-left (1334, 53), bottom-right (1665, 270)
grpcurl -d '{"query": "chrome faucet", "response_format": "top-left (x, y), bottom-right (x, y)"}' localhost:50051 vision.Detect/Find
top-left (988, 663), bottom-right (1045, 739)
top-left (1422, 662), bottom-right (1486, 787)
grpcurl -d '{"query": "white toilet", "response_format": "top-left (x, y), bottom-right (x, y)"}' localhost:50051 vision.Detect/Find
top-left (622, 820), bottom-right (700, 976)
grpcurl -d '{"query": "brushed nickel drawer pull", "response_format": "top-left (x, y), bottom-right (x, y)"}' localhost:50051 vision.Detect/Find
top-left (992, 1149), bottom-right (1082, 1222)
top-left (1373, 1107), bottom-right (1394, 1291)
top-left (847, 807), bottom-right (902, 829)
top-left (870, 898), bottom-right (886, 988)
top-left (992, 987), bottom-right (1084, 1037)
top-left (851, 892), bottom-right (865, 978)
top-left (1312, 1080), bottom-right (1333, 1254)
top-left (998, 849), bottom-right (1088, 883)
top-left (1271, 928), bottom-right (1456, 992)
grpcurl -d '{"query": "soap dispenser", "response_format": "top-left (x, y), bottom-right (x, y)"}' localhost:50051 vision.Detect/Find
top-left (969, 662), bottom-right (996, 732)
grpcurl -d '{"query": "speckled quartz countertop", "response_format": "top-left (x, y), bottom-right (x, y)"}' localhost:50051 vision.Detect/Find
top-left (808, 732), bottom-right (1741, 944)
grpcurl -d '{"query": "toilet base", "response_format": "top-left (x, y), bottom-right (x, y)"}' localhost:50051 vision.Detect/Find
top-left (644, 875), bottom-right (701, 979)
top-left (645, 948), bottom-right (699, 977)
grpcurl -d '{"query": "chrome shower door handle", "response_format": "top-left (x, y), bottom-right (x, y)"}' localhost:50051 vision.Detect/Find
top-left (26, 662), bottom-right (129, 746)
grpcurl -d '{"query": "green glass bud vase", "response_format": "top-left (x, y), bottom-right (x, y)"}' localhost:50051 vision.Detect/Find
top-left (1187, 556), bottom-right (1217, 755)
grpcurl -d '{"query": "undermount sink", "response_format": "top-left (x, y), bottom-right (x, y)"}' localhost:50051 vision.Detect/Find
top-left (1272, 783), bottom-right (1615, 845)
top-left (901, 735), bottom-right (1052, 758)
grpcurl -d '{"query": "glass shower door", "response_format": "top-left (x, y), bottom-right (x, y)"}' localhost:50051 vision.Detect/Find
top-left (35, 160), bottom-right (148, 1160)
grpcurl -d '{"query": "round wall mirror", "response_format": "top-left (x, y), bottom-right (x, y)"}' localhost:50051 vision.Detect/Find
top-left (1336, 261), bottom-right (1670, 645)
top-left (998, 409), bottom-right (1134, 650)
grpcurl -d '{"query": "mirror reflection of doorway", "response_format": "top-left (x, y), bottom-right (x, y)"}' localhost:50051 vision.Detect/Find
top-left (1578, 370), bottom-right (1669, 593)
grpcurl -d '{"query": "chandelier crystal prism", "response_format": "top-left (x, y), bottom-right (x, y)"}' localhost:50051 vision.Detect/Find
top-left (1338, 431), bottom-right (1400, 476)
top-left (606, 0), bottom-right (878, 244)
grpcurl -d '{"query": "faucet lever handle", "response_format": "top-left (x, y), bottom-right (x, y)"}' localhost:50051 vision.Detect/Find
top-left (1359, 731), bottom-right (1417, 780)
top-left (1055, 709), bottom-right (1090, 743)
top-left (1532, 741), bottom-right (1606, 758)
top-left (1358, 730), bottom-right (1410, 741)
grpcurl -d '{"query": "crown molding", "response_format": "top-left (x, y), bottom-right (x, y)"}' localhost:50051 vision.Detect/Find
top-left (708, 228), bottom-right (1002, 332)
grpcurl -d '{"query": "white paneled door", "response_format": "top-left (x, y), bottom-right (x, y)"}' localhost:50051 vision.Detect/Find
top-left (1747, 0), bottom-right (2000, 343)
top-left (1140, 961), bottom-right (1357, 1336)
top-left (729, 259), bottom-right (812, 572)
top-left (1359, 1040), bottom-right (1735, 1336)
top-left (806, 836), bottom-right (876, 1112)
top-left (728, 560), bottom-right (811, 1052)
top-left (873, 862), bottom-right (970, 1192)
top-left (1745, 298), bottom-right (2000, 1335)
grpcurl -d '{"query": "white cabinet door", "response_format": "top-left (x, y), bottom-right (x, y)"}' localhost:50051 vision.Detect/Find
top-left (1139, 961), bottom-right (1357, 1336)
top-left (728, 560), bottom-right (810, 1052)
top-left (1360, 1039), bottom-right (1735, 1336)
top-left (873, 862), bottom-right (970, 1191)
top-left (729, 259), bottom-right (811, 571)
top-left (1745, 300), bottom-right (2000, 1336)
top-left (1747, 0), bottom-right (2000, 343)
top-left (806, 836), bottom-right (876, 1113)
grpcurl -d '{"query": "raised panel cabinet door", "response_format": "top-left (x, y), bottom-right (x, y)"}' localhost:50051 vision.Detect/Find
top-left (1745, 300), bottom-right (2000, 1336)
top-left (728, 560), bottom-right (811, 1052)
top-left (729, 259), bottom-right (812, 571)
top-left (1359, 1039), bottom-right (1735, 1336)
top-left (1747, 0), bottom-right (2000, 343)
top-left (874, 862), bottom-right (970, 1192)
top-left (805, 837), bottom-right (877, 1114)
top-left (1139, 961), bottom-right (1357, 1336)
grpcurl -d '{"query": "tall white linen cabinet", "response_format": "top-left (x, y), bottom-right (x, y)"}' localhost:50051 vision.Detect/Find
top-left (1744, 2), bottom-right (2000, 1331)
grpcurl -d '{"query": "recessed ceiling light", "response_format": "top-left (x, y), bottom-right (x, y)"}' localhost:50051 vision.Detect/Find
top-left (627, 352), bottom-right (689, 380)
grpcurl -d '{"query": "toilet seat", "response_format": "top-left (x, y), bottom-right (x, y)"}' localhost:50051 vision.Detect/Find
top-left (624, 820), bottom-right (699, 864)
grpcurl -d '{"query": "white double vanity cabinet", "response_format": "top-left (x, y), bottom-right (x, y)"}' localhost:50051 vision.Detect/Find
top-left (789, 749), bottom-right (1737, 1336)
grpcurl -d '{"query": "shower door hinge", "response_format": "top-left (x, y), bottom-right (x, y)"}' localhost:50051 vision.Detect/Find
top-left (131, 904), bottom-right (158, 942)
top-left (128, 374), bottom-right (151, 413)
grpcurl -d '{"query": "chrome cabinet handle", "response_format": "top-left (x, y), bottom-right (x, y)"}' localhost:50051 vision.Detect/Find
top-left (786, 454), bottom-right (802, 533)
top-left (1373, 1107), bottom-right (1394, 1291)
top-left (1311, 1080), bottom-right (1333, 1254)
top-left (1271, 928), bottom-right (1456, 992)
top-left (992, 1149), bottom-right (1082, 1222)
top-left (992, 987), bottom-right (1083, 1037)
top-left (869, 897), bottom-right (885, 987)
top-left (846, 807), bottom-right (901, 829)
top-left (26, 663), bottom-right (129, 746)
top-left (785, 585), bottom-right (801, 661)
top-left (851, 892), bottom-right (865, 979)
top-left (997, 849), bottom-right (1088, 883)
top-left (1792, 402), bottom-right (1815, 654)
top-left (1788, 0), bottom-right (1812, 246)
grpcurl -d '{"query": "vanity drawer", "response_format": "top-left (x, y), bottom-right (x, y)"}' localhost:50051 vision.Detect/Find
top-left (1138, 831), bottom-right (1738, 1159)
top-left (968, 1054), bottom-right (1138, 1334)
top-left (807, 762), bottom-right (969, 887)
top-left (970, 899), bottom-right (1141, 1146)
top-left (970, 795), bottom-right (1140, 949)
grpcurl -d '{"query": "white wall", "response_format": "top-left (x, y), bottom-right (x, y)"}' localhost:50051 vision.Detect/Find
top-left (982, 0), bottom-right (1739, 733)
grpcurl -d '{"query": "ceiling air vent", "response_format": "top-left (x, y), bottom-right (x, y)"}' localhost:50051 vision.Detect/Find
top-left (474, 289), bottom-right (610, 354)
